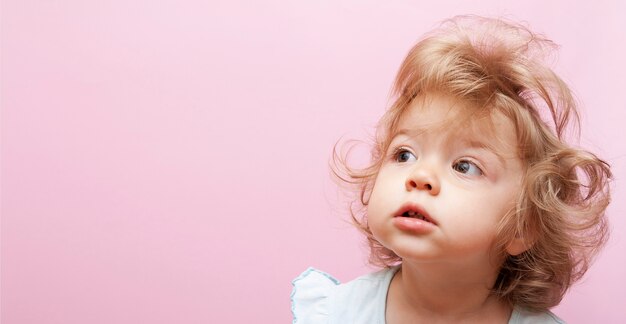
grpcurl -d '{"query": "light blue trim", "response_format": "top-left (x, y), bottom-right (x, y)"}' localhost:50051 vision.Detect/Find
top-left (290, 267), bottom-right (340, 323)
top-left (510, 306), bottom-right (567, 324)
top-left (545, 310), bottom-right (566, 324)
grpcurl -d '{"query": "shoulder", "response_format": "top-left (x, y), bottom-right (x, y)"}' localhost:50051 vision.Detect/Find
top-left (291, 268), bottom-right (339, 324)
top-left (291, 266), bottom-right (399, 324)
top-left (510, 307), bottom-right (567, 324)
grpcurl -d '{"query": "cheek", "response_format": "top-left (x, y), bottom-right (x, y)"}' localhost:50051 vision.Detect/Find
top-left (454, 191), bottom-right (516, 234)
top-left (367, 183), bottom-right (385, 220)
top-left (367, 172), bottom-right (398, 212)
top-left (490, 183), bottom-right (520, 217)
top-left (366, 177), bottom-right (395, 235)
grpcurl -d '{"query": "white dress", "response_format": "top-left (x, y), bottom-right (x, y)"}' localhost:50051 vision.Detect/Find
top-left (291, 267), bottom-right (566, 324)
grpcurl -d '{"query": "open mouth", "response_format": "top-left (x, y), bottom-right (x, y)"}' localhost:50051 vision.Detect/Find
top-left (401, 210), bottom-right (430, 222)
top-left (395, 204), bottom-right (437, 225)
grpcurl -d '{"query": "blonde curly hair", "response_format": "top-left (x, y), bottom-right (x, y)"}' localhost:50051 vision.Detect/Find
top-left (331, 16), bottom-right (611, 312)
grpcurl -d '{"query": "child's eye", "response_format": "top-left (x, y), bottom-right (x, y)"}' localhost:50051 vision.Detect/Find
top-left (393, 148), bottom-right (416, 163)
top-left (452, 159), bottom-right (483, 176)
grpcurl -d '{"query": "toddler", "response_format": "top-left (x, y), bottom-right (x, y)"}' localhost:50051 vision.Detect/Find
top-left (291, 16), bottom-right (611, 323)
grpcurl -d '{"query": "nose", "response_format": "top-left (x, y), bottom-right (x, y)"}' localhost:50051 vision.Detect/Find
top-left (405, 164), bottom-right (440, 195)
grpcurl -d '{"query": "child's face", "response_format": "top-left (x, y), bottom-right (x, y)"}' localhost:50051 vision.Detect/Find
top-left (367, 94), bottom-right (524, 267)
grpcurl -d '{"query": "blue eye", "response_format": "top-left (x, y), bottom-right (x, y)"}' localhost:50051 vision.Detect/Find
top-left (452, 160), bottom-right (483, 176)
top-left (394, 148), bottom-right (416, 163)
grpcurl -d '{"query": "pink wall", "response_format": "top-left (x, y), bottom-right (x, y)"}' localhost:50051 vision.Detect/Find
top-left (2, 1), bottom-right (625, 323)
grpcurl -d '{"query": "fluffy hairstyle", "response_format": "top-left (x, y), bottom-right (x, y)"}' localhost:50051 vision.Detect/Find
top-left (331, 15), bottom-right (611, 312)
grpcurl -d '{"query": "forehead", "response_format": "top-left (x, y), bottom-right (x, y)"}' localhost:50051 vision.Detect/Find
top-left (392, 94), bottom-right (519, 154)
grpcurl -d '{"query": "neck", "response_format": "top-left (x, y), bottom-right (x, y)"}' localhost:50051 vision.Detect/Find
top-left (388, 260), bottom-right (511, 322)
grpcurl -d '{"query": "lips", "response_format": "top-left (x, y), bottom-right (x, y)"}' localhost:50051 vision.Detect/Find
top-left (393, 203), bottom-right (437, 225)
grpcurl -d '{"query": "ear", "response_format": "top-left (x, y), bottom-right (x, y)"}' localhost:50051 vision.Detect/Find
top-left (506, 236), bottom-right (533, 256)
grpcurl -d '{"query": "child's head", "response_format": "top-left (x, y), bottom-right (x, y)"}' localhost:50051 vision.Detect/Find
top-left (332, 16), bottom-right (611, 312)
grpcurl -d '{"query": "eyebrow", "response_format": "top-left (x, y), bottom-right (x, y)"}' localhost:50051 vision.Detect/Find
top-left (392, 128), bottom-right (428, 138)
top-left (461, 139), bottom-right (507, 166)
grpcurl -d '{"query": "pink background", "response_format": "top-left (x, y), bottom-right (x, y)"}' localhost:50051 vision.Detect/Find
top-left (2, 1), bottom-right (625, 323)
